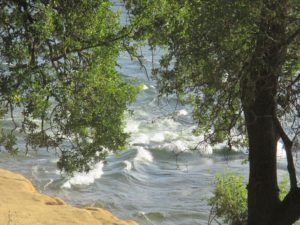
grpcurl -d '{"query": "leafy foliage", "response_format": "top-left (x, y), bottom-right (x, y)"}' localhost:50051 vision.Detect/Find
top-left (208, 173), bottom-right (292, 225)
top-left (124, 2), bottom-right (300, 220)
top-left (124, 0), bottom-right (300, 148)
top-left (208, 173), bottom-right (247, 225)
top-left (0, 0), bottom-right (138, 173)
top-left (124, 1), bottom-right (300, 224)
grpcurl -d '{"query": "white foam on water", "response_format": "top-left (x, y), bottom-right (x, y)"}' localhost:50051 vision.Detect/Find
top-left (124, 160), bottom-right (133, 171)
top-left (163, 131), bottom-right (179, 142)
top-left (130, 134), bottom-right (150, 145)
top-left (161, 140), bottom-right (212, 155)
top-left (134, 147), bottom-right (153, 164)
top-left (163, 140), bottom-right (188, 153)
top-left (187, 136), bottom-right (213, 155)
top-left (199, 144), bottom-right (213, 155)
top-left (125, 120), bottom-right (140, 133)
top-left (43, 179), bottom-right (53, 190)
top-left (136, 211), bottom-right (158, 225)
top-left (178, 109), bottom-right (188, 116)
top-left (277, 141), bottom-right (286, 159)
top-left (142, 84), bottom-right (149, 90)
top-left (183, 131), bottom-right (201, 142)
top-left (213, 142), bottom-right (227, 150)
top-left (150, 132), bottom-right (165, 143)
top-left (62, 162), bottom-right (104, 189)
top-left (134, 109), bottom-right (150, 119)
top-left (50, 158), bottom-right (59, 164)
top-left (31, 165), bottom-right (40, 179)
top-left (212, 141), bottom-right (243, 153)
top-left (160, 118), bottom-right (179, 128)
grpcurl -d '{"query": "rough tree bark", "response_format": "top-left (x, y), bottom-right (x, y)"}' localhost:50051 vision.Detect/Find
top-left (243, 55), bottom-right (281, 225)
top-left (243, 1), bottom-right (300, 225)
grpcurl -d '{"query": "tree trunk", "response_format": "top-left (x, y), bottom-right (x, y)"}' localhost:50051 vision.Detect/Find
top-left (242, 53), bottom-right (280, 224)
top-left (244, 104), bottom-right (280, 225)
top-left (242, 1), bottom-right (300, 225)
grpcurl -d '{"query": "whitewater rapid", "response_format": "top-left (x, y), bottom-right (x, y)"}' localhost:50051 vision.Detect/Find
top-left (0, 2), bottom-right (295, 225)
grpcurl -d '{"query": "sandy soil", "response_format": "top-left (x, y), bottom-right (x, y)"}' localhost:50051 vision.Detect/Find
top-left (0, 168), bottom-right (138, 225)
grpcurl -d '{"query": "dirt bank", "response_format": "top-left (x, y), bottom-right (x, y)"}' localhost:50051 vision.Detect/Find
top-left (0, 168), bottom-right (138, 225)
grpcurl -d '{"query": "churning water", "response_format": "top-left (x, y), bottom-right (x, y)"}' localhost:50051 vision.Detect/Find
top-left (0, 2), bottom-right (293, 225)
top-left (0, 50), bottom-right (291, 225)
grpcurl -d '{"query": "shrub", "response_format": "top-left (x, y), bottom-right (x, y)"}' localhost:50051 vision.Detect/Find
top-left (208, 172), bottom-right (247, 225)
top-left (208, 173), bottom-right (291, 225)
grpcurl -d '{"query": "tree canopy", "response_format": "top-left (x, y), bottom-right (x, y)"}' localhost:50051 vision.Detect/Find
top-left (0, 0), bottom-right (138, 173)
top-left (124, 0), bottom-right (299, 147)
top-left (1, 0), bottom-right (300, 224)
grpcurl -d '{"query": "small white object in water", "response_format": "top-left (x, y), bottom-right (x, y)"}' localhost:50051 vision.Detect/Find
top-left (62, 162), bottom-right (104, 189)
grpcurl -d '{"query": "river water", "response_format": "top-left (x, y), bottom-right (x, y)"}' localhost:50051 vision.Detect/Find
top-left (0, 2), bottom-right (293, 225)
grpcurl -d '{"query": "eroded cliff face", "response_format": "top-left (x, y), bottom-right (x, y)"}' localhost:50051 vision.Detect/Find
top-left (0, 169), bottom-right (138, 225)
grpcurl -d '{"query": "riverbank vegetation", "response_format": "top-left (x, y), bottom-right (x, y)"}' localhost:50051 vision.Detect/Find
top-left (208, 173), bottom-right (291, 225)
top-left (0, 0), bottom-right (299, 225)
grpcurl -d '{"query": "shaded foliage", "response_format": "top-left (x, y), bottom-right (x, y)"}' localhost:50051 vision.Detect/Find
top-left (0, 0), bottom-right (138, 173)
top-left (124, 0), bottom-right (300, 148)
top-left (208, 173), bottom-right (291, 225)
top-left (124, 1), bottom-right (300, 224)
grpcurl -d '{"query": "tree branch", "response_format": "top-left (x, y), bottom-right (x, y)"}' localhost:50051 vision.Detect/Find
top-left (50, 29), bottom-right (133, 62)
top-left (274, 116), bottom-right (297, 189)
top-left (288, 72), bottom-right (300, 89)
top-left (286, 27), bottom-right (300, 46)
top-left (272, 188), bottom-right (300, 225)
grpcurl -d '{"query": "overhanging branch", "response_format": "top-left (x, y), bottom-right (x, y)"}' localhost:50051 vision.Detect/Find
top-left (50, 29), bottom-right (133, 62)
